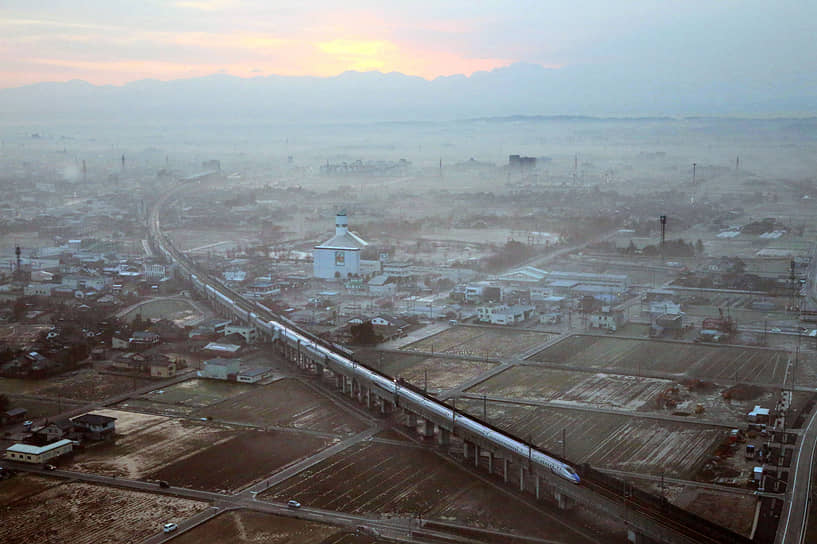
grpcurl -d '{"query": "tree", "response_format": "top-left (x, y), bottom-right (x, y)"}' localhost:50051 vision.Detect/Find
top-left (350, 321), bottom-right (380, 345)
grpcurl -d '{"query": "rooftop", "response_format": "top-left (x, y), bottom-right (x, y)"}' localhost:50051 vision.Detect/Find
top-left (7, 439), bottom-right (73, 455)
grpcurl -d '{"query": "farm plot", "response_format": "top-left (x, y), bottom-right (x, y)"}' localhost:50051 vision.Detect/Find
top-left (403, 327), bottom-right (552, 358)
top-left (456, 399), bottom-right (725, 478)
top-left (530, 335), bottom-right (792, 384)
top-left (67, 411), bottom-right (240, 478)
top-left (35, 368), bottom-right (153, 401)
top-left (262, 441), bottom-right (594, 543)
top-left (674, 488), bottom-right (757, 538)
top-left (4, 397), bottom-right (83, 419)
top-left (467, 367), bottom-right (670, 411)
top-left (0, 477), bottom-right (205, 544)
top-left (466, 366), bottom-right (587, 402)
top-left (140, 378), bottom-right (255, 408)
top-left (170, 510), bottom-right (381, 544)
top-left (196, 378), bottom-right (367, 435)
top-left (355, 350), bottom-right (496, 394)
top-left (556, 373), bottom-right (671, 410)
top-left (149, 429), bottom-right (333, 493)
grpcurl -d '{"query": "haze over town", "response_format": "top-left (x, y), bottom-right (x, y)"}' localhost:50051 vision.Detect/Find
top-left (1, 2), bottom-right (816, 544)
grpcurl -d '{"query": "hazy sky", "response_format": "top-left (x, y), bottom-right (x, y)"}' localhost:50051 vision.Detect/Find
top-left (1, 1), bottom-right (814, 89)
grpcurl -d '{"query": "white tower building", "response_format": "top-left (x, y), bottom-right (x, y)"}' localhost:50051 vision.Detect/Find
top-left (313, 212), bottom-right (368, 279)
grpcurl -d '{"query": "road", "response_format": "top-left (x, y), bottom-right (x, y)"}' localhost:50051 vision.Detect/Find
top-left (776, 244), bottom-right (817, 544)
top-left (5, 463), bottom-right (451, 544)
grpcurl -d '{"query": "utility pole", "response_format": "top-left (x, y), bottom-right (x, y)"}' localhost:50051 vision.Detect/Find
top-left (483, 394), bottom-right (487, 419)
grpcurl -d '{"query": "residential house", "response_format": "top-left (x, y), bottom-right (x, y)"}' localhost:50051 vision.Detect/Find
top-left (71, 413), bottom-right (117, 441)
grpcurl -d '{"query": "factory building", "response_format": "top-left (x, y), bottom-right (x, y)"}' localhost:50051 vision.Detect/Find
top-left (313, 212), bottom-right (369, 279)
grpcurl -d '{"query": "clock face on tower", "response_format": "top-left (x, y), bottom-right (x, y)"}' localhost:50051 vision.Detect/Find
top-left (335, 251), bottom-right (345, 266)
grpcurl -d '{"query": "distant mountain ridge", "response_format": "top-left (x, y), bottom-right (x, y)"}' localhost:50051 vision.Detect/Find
top-left (1, 63), bottom-right (814, 123)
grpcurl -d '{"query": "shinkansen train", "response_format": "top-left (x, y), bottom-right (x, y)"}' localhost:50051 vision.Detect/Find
top-left (156, 232), bottom-right (580, 484)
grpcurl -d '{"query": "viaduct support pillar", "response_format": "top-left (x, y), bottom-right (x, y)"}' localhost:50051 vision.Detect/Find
top-left (437, 427), bottom-right (450, 446)
top-left (404, 411), bottom-right (417, 428)
top-left (463, 441), bottom-right (470, 461)
top-left (519, 466), bottom-right (525, 492)
top-left (503, 458), bottom-right (509, 484)
top-left (535, 474), bottom-right (540, 500)
top-left (421, 419), bottom-right (434, 438)
top-left (474, 445), bottom-right (480, 468)
top-left (487, 451), bottom-right (493, 474)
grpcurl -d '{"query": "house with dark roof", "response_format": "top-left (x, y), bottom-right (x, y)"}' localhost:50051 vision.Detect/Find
top-left (71, 413), bottom-right (116, 440)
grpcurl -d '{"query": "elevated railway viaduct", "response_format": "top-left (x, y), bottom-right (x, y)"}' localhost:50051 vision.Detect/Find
top-left (150, 180), bottom-right (755, 544)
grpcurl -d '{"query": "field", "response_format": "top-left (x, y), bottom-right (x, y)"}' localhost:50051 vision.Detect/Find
top-left (119, 378), bottom-right (258, 417)
top-left (195, 378), bottom-right (368, 435)
top-left (149, 430), bottom-right (333, 492)
top-left (142, 378), bottom-right (255, 407)
top-left (67, 410), bottom-right (241, 478)
top-left (120, 297), bottom-right (201, 324)
top-left (529, 335), bottom-right (794, 385)
top-left (403, 326), bottom-right (552, 358)
top-left (456, 399), bottom-right (725, 478)
top-left (0, 475), bottom-right (205, 544)
top-left (355, 350), bottom-right (496, 394)
top-left (170, 510), bottom-right (384, 544)
top-left (3, 397), bottom-right (83, 419)
top-left (262, 440), bottom-right (594, 543)
top-left (35, 368), bottom-right (153, 401)
top-left (466, 366), bottom-right (673, 409)
top-left (673, 487), bottom-right (758, 538)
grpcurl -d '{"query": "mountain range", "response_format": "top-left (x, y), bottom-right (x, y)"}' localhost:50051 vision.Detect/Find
top-left (1, 63), bottom-right (814, 123)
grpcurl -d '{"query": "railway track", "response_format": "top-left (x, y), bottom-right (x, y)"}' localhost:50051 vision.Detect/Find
top-left (149, 181), bottom-right (756, 544)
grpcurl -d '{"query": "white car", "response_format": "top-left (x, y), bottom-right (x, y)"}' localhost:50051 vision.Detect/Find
top-left (162, 523), bottom-right (178, 533)
top-left (287, 500), bottom-right (301, 508)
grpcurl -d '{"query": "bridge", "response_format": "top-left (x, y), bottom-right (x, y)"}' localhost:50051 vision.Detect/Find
top-left (149, 180), bottom-right (753, 544)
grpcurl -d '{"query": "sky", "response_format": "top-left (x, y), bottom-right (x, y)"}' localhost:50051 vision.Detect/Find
top-left (1, 0), bottom-right (815, 90)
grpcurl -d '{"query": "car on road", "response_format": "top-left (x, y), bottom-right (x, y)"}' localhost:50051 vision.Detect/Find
top-left (162, 523), bottom-right (178, 533)
top-left (158, 480), bottom-right (170, 488)
top-left (287, 500), bottom-right (301, 508)
top-left (771, 327), bottom-right (782, 333)
top-left (44, 464), bottom-right (56, 471)
top-left (22, 420), bottom-right (33, 428)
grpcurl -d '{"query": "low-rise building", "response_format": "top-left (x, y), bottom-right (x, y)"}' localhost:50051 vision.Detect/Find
top-left (223, 325), bottom-right (257, 344)
top-left (588, 308), bottom-right (625, 332)
top-left (478, 304), bottom-right (535, 325)
top-left (368, 275), bottom-right (396, 296)
top-left (71, 413), bottom-right (117, 441)
top-left (201, 358), bottom-right (240, 380)
top-left (150, 360), bottom-right (176, 378)
top-left (202, 342), bottom-right (242, 358)
top-left (129, 331), bottom-right (160, 347)
top-left (237, 367), bottom-right (271, 383)
top-left (5, 439), bottom-right (73, 464)
top-left (31, 419), bottom-right (73, 445)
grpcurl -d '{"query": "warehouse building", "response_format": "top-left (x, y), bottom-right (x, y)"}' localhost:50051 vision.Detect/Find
top-left (5, 439), bottom-right (73, 464)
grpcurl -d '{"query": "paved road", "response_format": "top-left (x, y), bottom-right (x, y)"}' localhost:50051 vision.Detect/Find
top-left (598, 467), bottom-right (782, 497)
top-left (778, 394), bottom-right (817, 544)
top-left (775, 244), bottom-right (817, 544)
top-left (9, 464), bottom-right (417, 539)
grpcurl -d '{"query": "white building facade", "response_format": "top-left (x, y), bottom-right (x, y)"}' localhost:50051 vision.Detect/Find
top-left (313, 212), bottom-right (368, 279)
